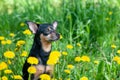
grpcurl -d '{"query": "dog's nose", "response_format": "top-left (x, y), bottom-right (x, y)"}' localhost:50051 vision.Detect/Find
top-left (56, 33), bottom-right (60, 39)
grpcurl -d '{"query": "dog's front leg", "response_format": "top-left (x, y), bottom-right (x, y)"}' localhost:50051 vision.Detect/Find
top-left (45, 65), bottom-right (54, 78)
top-left (22, 61), bottom-right (31, 80)
top-left (33, 65), bottom-right (45, 80)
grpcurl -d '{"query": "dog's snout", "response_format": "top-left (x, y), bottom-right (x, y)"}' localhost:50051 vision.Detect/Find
top-left (56, 33), bottom-right (60, 39)
top-left (50, 32), bottom-right (60, 40)
top-left (51, 31), bottom-right (59, 37)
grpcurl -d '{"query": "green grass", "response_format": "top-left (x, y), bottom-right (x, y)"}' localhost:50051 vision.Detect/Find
top-left (0, 0), bottom-right (120, 80)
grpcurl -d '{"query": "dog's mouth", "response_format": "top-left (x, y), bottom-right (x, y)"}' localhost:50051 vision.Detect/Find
top-left (49, 33), bottom-right (60, 42)
top-left (40, 33), bottom-right (60, 42)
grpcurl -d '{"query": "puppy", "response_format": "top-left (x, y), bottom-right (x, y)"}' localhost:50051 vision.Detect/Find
top-left (22, 21), bottom-right (60, 80)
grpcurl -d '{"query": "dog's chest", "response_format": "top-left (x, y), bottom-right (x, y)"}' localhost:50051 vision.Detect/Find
top-left (30, 47), bottom-right (51, 65)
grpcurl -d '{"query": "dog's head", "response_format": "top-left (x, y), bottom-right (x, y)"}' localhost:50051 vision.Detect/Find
top-left (26, 21), bottom-right (60, 42)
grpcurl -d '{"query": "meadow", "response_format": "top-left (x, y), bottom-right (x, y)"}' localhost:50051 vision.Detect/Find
top-left (0, 0), bottom-right (120, 80)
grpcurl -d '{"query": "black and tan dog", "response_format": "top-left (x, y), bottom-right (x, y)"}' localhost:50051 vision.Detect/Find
top-left (22, 21), bottom-right (60, 80)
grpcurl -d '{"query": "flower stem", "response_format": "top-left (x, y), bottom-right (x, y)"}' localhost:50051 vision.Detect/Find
top-left (28, 74), bottom-right (31, 80)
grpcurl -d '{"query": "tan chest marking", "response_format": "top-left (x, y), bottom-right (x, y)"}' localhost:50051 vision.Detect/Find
top-left (40, 34), bottom-right (51, 52)
top-left (33, 65), bottom-right (54, 80)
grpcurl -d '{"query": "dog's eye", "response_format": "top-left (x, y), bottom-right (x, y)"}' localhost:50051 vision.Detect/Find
top-left (47, 29), bottom-right (50, 31)
top-left (46, 27), bottom-right (52, 32)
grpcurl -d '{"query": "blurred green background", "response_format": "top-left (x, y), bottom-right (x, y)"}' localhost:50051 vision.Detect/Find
top-left (0, 0), bottom-right (120, 54)
top-left (1, 0), bottom-right (120, 79)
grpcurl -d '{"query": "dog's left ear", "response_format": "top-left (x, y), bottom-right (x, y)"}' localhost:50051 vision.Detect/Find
top-left (26, 21), bottom-right (39, 34)
top-left (52, 21), bottom-right (58, 30)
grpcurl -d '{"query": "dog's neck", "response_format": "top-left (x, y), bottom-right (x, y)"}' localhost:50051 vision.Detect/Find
top-left (31, 36), bottom-right (51, 65)
top-left (40, 39), bottom-right (51, 52)
top-left (32, 34), bottom-right (52, 53)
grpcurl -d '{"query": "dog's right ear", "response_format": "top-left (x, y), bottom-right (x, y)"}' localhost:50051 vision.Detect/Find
top-left (25, 21), bottom-right (39, 34)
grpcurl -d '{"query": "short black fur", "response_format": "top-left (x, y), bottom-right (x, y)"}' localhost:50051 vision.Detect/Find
top-left (22, 21), bottom-right (59, 80)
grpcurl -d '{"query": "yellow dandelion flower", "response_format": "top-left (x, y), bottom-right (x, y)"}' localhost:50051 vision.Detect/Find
top-left (94, 60), bottom-right (99, 64)
top-left (4, 51), bottom-right (15, 59)
top-left (117, 60), bottom-right (120, 64)
top-left (47, 59), bottom-right (55, 65)
top-left (40, 74), bottom-right (51, 80)
top-left (62, 51), bottom-right (68, 56)
top-left (20, 51), bottom-right (28, 57)
top-left (105, 17), bottom-right (110, 21)
top-left (47, 59), bottom-right (58, 65)
top-left (1, 40), bottom-right (6, 45)
top-left (75, 56), bottom-right (81, 62)
top-left (49, 51), bottom-right (61, 61)
top-left (113, 56), bottom-right (120, 61)
top-left (20, 22), bottom-right (25, 27)
top-left (9, 33), bottom-right (15, 37)
top-left (111, 44), bottom-right (116, 49)
top-left (64, 69), bottom-right (70, 74)
top-left (113, 56), bottom-right (120, 64)
top-left (27, 66), bottom-right (36, 74)
top-left (117, 50), bottom-right (120, 54)
top-left (12, 75), bottom-right (22, 80)
top-left (1, 76), bottom-right (8, 80)
top-left (4, 69), bottom-right (13, 74)
top-left (59, 78), bottom-right (62, 80)
top-left (67, 64), bottom-right (74, 69)
top-left (66, 44), bottom-right (73, 49)
top-left (0, 36), bottom-right (5, 40)
top-left (81, 56), bottom-right (90, 62)
top-left (77, 43), bottom-right (81, 47)
top-left (49, 51), bottom-right (61, 58)
top-left (6, 40), bottom-right (12, 44)
top-left (60, 35), bottom-right (63, 39)
top-left (80, 76), bottom-right (88, 80)
top-left (23, 29), bottom-right (32, 35)
top-left (67, 78), bottom-right (71, 80)
top-left (16, 40), bottom-right (25, 46)
top-left (109, 11), bottom-right (112, 15)
top-left (47, 51), bottom-right (61, 65)
top-left (0, 62), bottom-right (8, 71)
top-left (27, 57), bottom-right (39, 64)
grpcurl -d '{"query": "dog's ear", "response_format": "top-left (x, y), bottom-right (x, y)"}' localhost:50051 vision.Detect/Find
top-left (52, 21), bottom-right (58, 30)
top-left (25, 21), bottom-right (39, 34)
